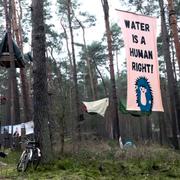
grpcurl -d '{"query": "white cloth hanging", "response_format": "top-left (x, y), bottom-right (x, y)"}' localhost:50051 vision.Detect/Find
top-left (83, 98), bottom-right (109, 117)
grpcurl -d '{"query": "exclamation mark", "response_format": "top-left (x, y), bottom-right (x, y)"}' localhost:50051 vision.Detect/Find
top-left (151, 65), bottom-right (153, 73)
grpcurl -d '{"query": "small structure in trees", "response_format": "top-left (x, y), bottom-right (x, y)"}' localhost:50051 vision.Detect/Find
top-left (0, 32), bottom-right (25, 149)
top-left (0, 32), bottom-right (25, 68)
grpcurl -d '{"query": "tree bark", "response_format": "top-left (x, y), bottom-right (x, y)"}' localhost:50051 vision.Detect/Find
top-left (159, 112), bottom-right (168, 145)
top-left (12, 0), bottom-right (32, 123)
top-left (3, 0), bottom-right (20, 148)
top-left (60, 21), bottom-right (74, 141)
top-left (60, 21), bottom-right (73, 77)
top-left (75, 18), bottom-right (97, 100)
top-left (67, 0), bottom-right (81, 145)
top-left (31, 0), bottom-right (53, 162)
top-left (115, 50), bottom-right (120, 79)
top-left (95, 65), bottom-right (108, 96)
top-left (167, 0), bottom-right (180, 70)
top-left (146, 117), bottom-right (152, 141)
top-left (159, 0), bottom-right (179, 149)
top-left (101, 0), bottom-right (120, 139)
top-left (48, 47), bottom-right (65, 155)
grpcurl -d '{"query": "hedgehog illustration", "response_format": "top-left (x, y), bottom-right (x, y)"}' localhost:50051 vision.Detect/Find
top-left (135, 77), bottom-right (153, 112)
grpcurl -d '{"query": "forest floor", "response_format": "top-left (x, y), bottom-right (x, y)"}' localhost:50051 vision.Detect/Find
top-left (0, 140), bottom-right (180, 180)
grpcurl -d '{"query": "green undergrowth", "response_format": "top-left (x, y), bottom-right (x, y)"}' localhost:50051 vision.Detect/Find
top-left (0, 143), bottom-right (180, 179)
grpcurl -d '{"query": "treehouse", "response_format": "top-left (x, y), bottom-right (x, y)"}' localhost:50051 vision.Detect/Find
top-left (0, 32), bottom-right (25, 68)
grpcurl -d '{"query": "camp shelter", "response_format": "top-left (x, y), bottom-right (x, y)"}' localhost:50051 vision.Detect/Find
top-left (0, 32), bottom-right (25, 68)
top-left (119, 99), bottom-right (151, 117)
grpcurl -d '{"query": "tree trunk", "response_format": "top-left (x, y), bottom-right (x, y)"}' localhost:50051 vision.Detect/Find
top-left (159, 81), bottom-right (169, 145)
top-left (31, 0), bottom-right (53, 163)
top-left (60, 20), bottom-right (74, 143)
top-left (159, 112), bottom-right (168, 145)
top-left (115, 50), bottom-right (120, 79)
top-left (170, 39), bottom-right (178, 81)
top-left (3, 0), bottom-right (20, 147)
top-left (140, 117), bottom-right (145, 141)
top-left (6, 72), bottom-right (11, 126)
top-left (83, 38), bottom-right (97, 100)
top-left (48, 47), bottom-right (65, 155)
top-left (12, 0), bottom-right (32, 125)
top-left (159, 0), bottom-right (179, 149)
top-left (60, 21), bottom-right (73, 76)
top-left (167, 0), bottom-right (180, 134)
top-left (146, 117), bottom-right (152, 141)
top-left (167, 0), bottom-right (180, 70)
top-left (101, 0), bottom-right (120, 139)
top-left (67, 0), bottom-right (81, 146)
top-left (14, 77), bottom-right (21, 124)
top-left (95, 65), bottom-right (108, 96)
top-left (76, 18), bottom-right (97, 100)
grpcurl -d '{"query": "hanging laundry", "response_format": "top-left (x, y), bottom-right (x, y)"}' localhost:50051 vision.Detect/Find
top-left (25, 121), bottom-right (34, 135)
top-left (13, 124), bottom-right (21, 137)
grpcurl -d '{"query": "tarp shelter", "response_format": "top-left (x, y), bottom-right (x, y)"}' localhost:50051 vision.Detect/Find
top-left (82, 98), bottom-right (109, 117)
top-left (24, 52), bottom-right (33, 62)
top-left (119, 99), bottom-right (151, 117)
top-left (81, 97), bottom-right (151, 117)
top-left (0, 32), bottom-right (25, 68)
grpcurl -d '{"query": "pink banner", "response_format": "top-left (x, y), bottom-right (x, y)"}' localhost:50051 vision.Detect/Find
top-left (117, 10), bottom-right (164, 112)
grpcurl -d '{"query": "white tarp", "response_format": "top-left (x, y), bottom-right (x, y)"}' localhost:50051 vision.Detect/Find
top-left (83, 98), bottom-right (109, 117)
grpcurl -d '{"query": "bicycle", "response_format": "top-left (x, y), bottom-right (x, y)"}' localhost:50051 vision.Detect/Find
top-left (17, 139), bottom-right (41, 172)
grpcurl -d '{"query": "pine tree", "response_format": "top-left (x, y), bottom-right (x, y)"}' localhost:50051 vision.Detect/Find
top-left (31, 0), bottom-right (53, 163)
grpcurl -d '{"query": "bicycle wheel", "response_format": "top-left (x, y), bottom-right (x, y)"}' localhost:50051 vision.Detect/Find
top-left (17, 151), bottom-right (29, 172)
top-left (32, 156), bottom-right (40, 170)
top-left (32, 149), bottom-right (41, 170)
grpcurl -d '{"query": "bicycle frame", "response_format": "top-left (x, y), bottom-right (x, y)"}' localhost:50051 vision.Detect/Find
top-left (27, 145), bottom-right (41, 161)
top-left (17, 139), bottom-right (41, 172)
top-left (37, 148), bottom-right (41, 157)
